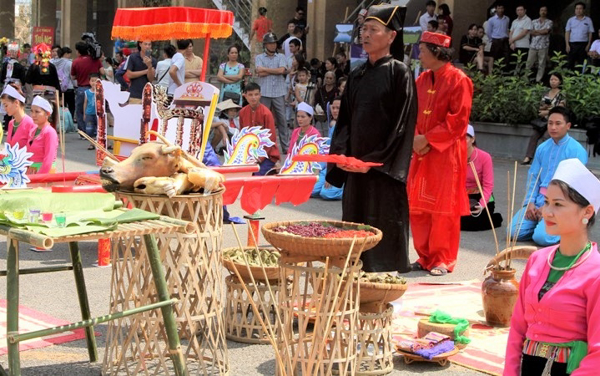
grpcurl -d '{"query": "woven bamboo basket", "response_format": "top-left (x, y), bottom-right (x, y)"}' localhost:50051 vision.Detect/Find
top-left (261, 220), bottom-right (382, 258)
top-left (357, 281), bottom-right (407, 313)
top-left (356, 304), bottom-right (394, 376)
top-left (222, 247), bottom-right (292, 281)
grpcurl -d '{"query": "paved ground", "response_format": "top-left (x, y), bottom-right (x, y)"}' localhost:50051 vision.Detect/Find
top-left (1, 133), bottom-right (598, 375)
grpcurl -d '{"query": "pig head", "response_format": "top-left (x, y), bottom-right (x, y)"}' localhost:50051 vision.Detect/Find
top-left (100, 142), bottom-right (183, 192)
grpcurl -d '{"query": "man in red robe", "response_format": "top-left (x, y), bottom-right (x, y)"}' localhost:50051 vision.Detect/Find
top-left (408, 31), bottom-right (473, 276)
top-left (238, 82), bottom-right (281, 175)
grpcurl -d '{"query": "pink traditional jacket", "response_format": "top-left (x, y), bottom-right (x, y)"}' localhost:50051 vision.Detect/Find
top-left (7, 115), bottom-right (36, 149)
top-left (28, 124), bottom-right (58, 174)
top-left (504, 243), bottom-right (600, 376)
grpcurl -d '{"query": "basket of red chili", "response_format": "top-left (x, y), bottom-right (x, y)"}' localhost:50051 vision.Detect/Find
top-left (261, 220), bottom-right (382, 257)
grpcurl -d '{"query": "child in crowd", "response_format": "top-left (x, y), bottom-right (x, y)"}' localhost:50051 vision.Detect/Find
top-left (83, 73), bottom-right (99, 150)
top-left (294, 68), bottom-right (313, 108)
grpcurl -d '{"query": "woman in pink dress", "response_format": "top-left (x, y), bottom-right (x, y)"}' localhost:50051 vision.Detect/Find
top-left (1, 84), bottom-right (36, 148)
top-left (289, 102), bottom-right (321, 149)
top-left (27, 96), bottom-right (58, 174)
top-left (505, 158), bottom-right (600, 376)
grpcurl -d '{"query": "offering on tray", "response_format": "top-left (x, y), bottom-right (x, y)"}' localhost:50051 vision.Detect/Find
top-left (358, 271), bottom-right (407, 285)
top-left (272, 221), bottom-right (375, 238)
top-left (223, 248), bottom-right (280, 267)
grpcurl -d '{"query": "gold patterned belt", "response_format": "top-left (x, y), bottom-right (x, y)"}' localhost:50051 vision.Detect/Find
top-left (523, 338), bottom-right (570, 363)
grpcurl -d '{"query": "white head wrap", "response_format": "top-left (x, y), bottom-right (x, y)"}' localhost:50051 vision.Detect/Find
top-left (466, 124), bottom-right (475, 138)
top-left (32, 96), bottom-right (53, 115)
top-left (552, 158), bottom-right (600, 214)
top-left (297, 102), bottom-right (314, 117)
top-left (1, 85), bottom-right (25, 103)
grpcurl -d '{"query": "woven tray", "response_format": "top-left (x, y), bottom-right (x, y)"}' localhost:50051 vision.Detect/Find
top-left (223, 247), bottom-right (289, 281)
top-left (261, 220), bottom-right (382, 257)
top-left (396, 346), bottom-right (459, 366)
top-left (358, 280), bottom-right (408, 304)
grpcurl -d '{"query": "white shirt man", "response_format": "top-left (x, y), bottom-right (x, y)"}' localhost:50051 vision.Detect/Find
top-left (509, 6), bottom-right (532, 50)
top-left (283, 36), bottom-right (302, 59)
top-left (419, 3), bottom-right (437, 32)
top-left (168, 51), bottom-right (185, 95)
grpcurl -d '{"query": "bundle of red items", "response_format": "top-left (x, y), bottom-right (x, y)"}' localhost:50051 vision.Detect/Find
top-left (292, 154), bottom-right (383, 168)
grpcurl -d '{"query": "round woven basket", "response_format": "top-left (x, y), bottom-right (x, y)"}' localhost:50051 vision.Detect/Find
top-left (222, 247), bottom-right (285, 281)
top-left (261, 220), bottom-right (382, 257)
top-left (358, 280), bottom-right (408, 304)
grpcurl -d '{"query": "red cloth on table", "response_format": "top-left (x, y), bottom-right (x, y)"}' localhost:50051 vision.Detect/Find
top-left (408, 62), bottom-right (473, 272)
top-left (222, 179), bottom-right (244, 205)
top-left (238, 103), bottom-right (281, 163)
top-left (239, 177), bottom-right (280, 214)
top-left (274, 176), bottom-right (316, 206)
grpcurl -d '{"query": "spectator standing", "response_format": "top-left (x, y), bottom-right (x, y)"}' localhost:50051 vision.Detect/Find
top-left (250, 7), bottom-right (273, 57)
top-left (71, 41), bottom-right (103, 134)
top-left (19, 44), bottom-right (33, 68)
top-left (0, 43), bottom-right (26, 87)
top-left (155, 45), bottom-right (176, 91)
top-left (183, 40), bottom-right (203, 83)
top-left (255, 32), bottom-right (289, 154)
top-left (353, 9), bottom-right (368, 44)
top-left (50, 44), bottom-right (61, 64)
top-left (314, 71), bottom-right (338, 119)
top-left (216, 45), bottom-right (245, 105)
top-left (487, 4), bottom-right (510, 68)
top-left (419, 1), bottom-right (437, 31)
top-left (54, 47), bottom-right (76, 119)
top-left (460, 24), bottom-right (484, 71)
top-left (125, 40), bottom-right (157, 103)
top-left (239, 82), bottom-right (281, 175)
top-left (286, 40), bottom-right (302, 68)
top-left (565, 2), bottom-right (594, 71)
top-left (335, 50), bottom-right (350, 76)
top-left (83, 73), bottom-right (100, 148)
top-left (509, 5), bottom-right (532, 65)
top-left (293, 7), bottom-right (309, 48)
top-left (588, 28), bottom-right (600, 66)
top-left (114, 48), bottom-right (131, 91)
top-left (168, 41), bottom-right (187, 96)
top-left (437, 4), bottom-right (453, 38)
top-left (283, 27), bottom-right (303, 59)
top-left (478, 25), bottom-right (494, 73)
top-left (25, 46), bottom-right (61, 92)
top-left (277, 20), bottom-right (297, 51)
top-left (526, 6), bottom-right (553, 83)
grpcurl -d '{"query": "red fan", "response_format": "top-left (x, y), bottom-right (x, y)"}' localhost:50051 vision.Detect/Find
top-left (292, 154), bottom-right (383, 168)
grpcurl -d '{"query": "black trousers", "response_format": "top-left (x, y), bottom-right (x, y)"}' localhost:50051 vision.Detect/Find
top-left (63, 89), bottom-right (76, 120)
top-left (491, 38), bottom-right (510, 70)
top-left (521, 354), bottom-right (568, 376)
top-left (567, 42), bottom-right (588, 71)
top-left (461, 194), bottom-right (503, 232)
top-left (525, 126), bottom-right (549, 159)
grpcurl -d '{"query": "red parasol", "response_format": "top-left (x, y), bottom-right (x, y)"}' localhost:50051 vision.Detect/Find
top-left (111, 6), bottom-right (234, 81)
top-left (111, 7), bottom-right (234, 41)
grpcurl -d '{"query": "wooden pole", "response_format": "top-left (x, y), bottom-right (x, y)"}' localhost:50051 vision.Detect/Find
top-left (469, 162), bottom-right (500, 256)
top-left (200, 34), bottom-right (211, 82)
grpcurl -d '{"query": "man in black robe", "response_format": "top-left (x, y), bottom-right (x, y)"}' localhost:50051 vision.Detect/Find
top-left (326, 4), bottom-right (418, 273)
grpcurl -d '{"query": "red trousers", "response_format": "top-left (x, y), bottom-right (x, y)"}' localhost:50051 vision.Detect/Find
top-left (410, 212), bottom-right (461, 272)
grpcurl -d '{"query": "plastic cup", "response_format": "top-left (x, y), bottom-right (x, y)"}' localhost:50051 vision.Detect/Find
top-left (13, 209), bottom-right (25, 220)
top-left (42, 212), bottom-right (53, 223)
top-left (55, 213), bottom-right (67, 228)
top-left (29, 209), bottom-right (40, 223)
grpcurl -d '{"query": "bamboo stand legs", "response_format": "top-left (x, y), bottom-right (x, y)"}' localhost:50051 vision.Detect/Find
top-left (68, 242), bottom-right (98, 363)
top-left (6, 238), bottom-right (20, 376)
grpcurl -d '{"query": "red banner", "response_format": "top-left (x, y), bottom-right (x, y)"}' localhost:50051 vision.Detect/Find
top-left (32, 27), bottom-right (54, 47)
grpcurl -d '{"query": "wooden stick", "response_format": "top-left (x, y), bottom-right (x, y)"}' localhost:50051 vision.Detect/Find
top-left (77, 130), bottom-right (118, 161)
top-left (304, 257), bottom-right (330, 374)
top-left (246, 223), bottom-right (292, 366)
top-left (507, 162), bottom-right (518, 267)
top-left (509, 168), bottom-right (542, 269)
top-left (469, 162), bottom-right (500, 255)
top-left (147, 130), bottom-right (205, 168)
top-left (230, 224), bottom-right (288, 375)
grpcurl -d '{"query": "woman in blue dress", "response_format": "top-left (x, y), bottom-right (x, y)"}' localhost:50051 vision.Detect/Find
top-left (216, 45), bottom-right (245, 105)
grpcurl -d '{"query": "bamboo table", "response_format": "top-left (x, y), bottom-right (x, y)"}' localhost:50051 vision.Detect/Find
top-left (0, 216), bottom-right (196, 376)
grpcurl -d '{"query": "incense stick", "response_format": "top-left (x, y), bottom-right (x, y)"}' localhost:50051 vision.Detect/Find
top-left (77, 130), bottom-right (118, 161)
top-left (469, 162), bottom-right (500, 255)
top-left (230, 224), bottom-right (288, 374)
